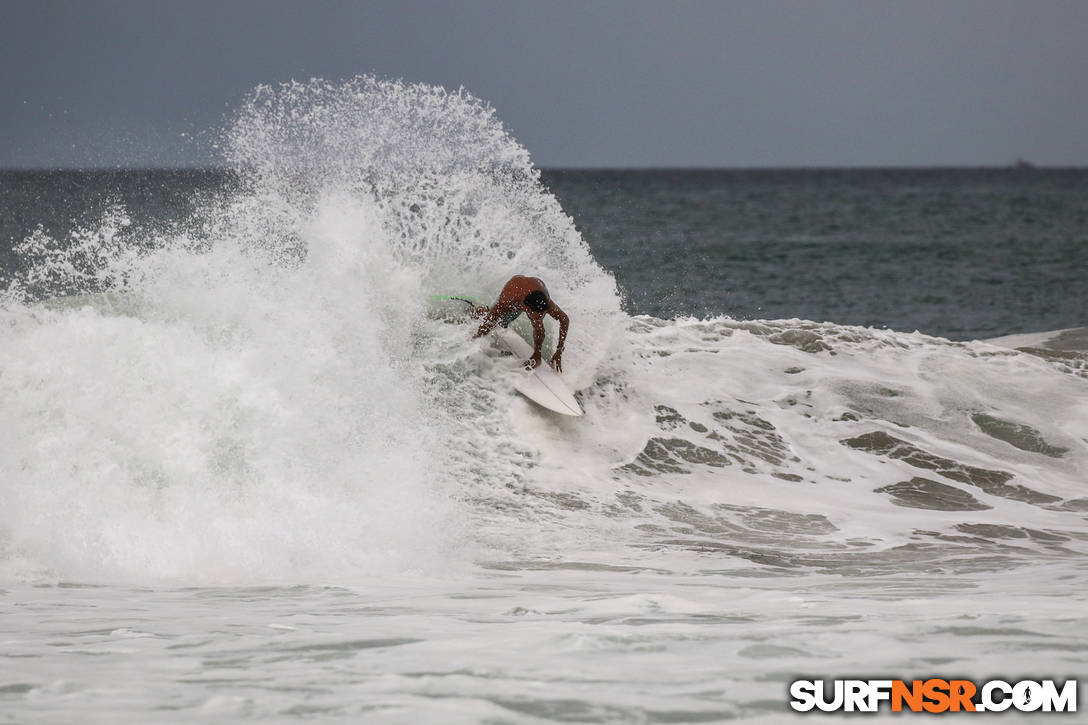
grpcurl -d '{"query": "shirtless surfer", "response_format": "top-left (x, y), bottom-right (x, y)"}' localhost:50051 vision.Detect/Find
top-left (471, 275), bottom-right (569, 372)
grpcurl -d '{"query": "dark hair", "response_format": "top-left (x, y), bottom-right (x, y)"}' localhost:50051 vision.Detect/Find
top-left (523, 290), bottom-right (549, 312)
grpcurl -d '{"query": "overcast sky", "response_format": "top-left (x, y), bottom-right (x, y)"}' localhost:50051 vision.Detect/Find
top-left (1, 0), bottom-right (1085, 168)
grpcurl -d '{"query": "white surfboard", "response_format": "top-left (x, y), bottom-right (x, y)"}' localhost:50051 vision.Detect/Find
top-left (491, 328), bottom-right (584, 417)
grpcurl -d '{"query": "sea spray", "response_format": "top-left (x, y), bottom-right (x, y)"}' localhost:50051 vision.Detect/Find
top-left (0, 76), bottom-right (625, 583)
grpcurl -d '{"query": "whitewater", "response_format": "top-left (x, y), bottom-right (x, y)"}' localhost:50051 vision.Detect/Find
top-left (1, 78), bottom-right (1085, 723)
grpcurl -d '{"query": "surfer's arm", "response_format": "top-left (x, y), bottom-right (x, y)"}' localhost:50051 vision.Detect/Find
top-left (472, 307), bottom-right (500, 338)
top-left (524, 314), bottom-right (545, 369)
top-left (549, 305), bottom-right (569, 372)
top-left (550, 305), bottom-right (569, 351)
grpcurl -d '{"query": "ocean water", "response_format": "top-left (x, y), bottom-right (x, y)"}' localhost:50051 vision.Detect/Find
top-left (545, 167), bottom-right (1088, 340)
top-left (5, 166), bottom-right (1087, 341)
top-left (1, 77), bottom-right (1086, 723)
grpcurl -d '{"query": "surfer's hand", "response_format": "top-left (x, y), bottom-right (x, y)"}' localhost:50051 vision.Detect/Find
top-left (523, 355), bottom-right (542, 370)
top-left (551, 350), bottom-right (563, 373)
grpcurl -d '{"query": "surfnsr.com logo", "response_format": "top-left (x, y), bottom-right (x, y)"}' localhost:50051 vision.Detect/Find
top-left (789, 679), bottom-right (1078, 713)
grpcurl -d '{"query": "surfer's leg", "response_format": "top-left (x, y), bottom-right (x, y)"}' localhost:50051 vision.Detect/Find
top-left (495, 309), bottom-right (521, 356)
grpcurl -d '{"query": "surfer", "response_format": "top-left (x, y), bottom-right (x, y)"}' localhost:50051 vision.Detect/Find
top-left (471, 275), bottom-right (569, 372)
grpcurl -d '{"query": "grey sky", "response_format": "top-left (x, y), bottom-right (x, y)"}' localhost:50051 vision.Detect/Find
top-left (1, 0), bottom-right (1085, 168)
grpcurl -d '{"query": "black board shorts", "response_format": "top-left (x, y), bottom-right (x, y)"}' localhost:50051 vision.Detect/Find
top-left (497, 308), bottom-right (522, 328)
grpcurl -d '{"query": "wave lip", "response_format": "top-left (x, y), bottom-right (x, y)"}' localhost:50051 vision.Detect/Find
top-left (1, 75), bottom-right (619, 584)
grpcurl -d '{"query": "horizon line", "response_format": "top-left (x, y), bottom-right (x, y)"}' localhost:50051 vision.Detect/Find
top-left (2, 163), bottom-right (1086, 173)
